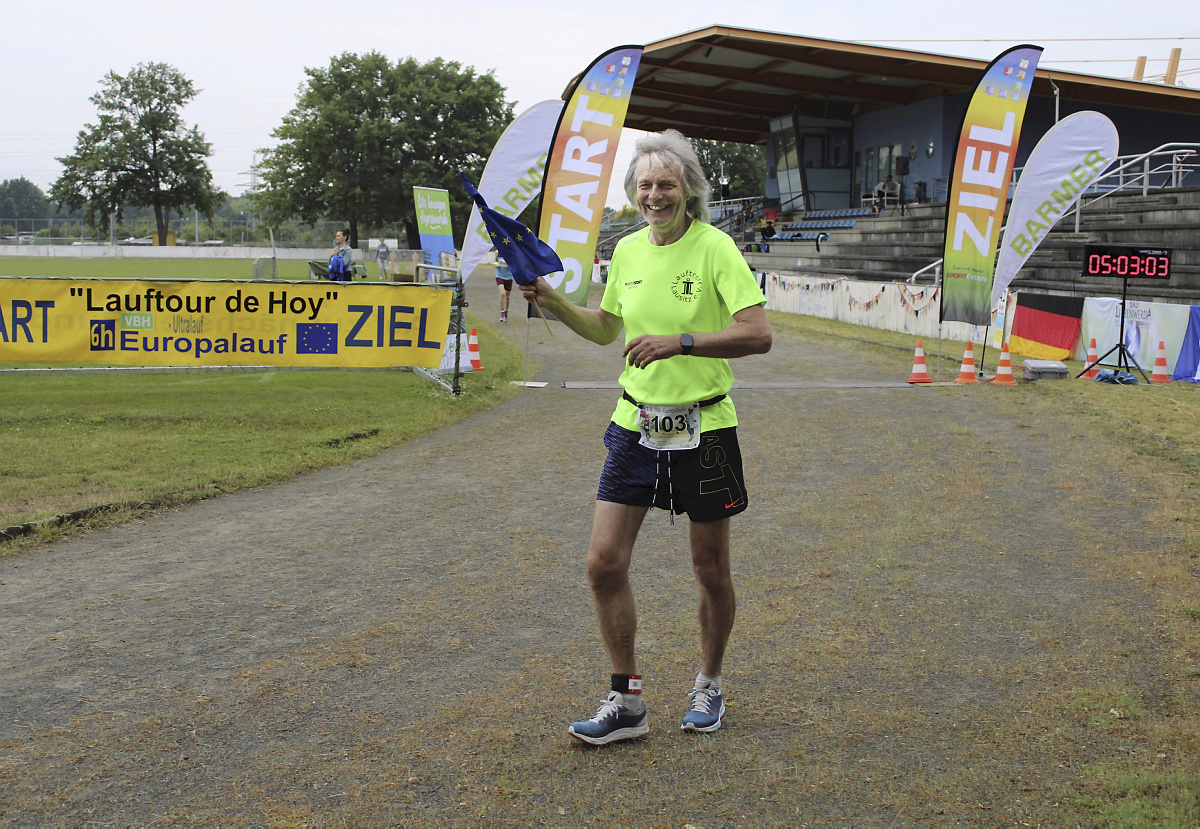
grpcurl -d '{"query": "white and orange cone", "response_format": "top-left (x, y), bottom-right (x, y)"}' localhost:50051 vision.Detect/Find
top-left (1151, 340), bottom-right (1171, 384)
top-left (907, 340), bottom-right (933, 384)
top-left (955, 342), bottom-right (980, 384)
top-left (1079, 337), bottom-right (1100, 380)
top-left (467, 327), bottom-right (485, 371)
top-left (990, 342), bottom-right (1017, 386)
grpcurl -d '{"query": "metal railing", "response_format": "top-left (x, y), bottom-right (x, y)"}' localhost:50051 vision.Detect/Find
top-left (709, 196), bottom-right (766, 240)
top-left (596, 195), bottom-right (770, 256)
top-left (1063, 143), bottom-right (1200, 231)
top-left (905, 142), bottom-right (1200, 283)
top-left (0, 217), bottom-right (408, 249)
top-left (907, 259), bottom-right (943, 285)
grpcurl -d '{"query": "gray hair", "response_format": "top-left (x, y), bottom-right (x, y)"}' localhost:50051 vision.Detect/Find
top-left (623, 129), bottom-right (711, 224)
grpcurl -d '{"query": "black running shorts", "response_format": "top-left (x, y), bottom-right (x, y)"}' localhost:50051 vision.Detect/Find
top-left (597, 422), bottom-right (748, 522)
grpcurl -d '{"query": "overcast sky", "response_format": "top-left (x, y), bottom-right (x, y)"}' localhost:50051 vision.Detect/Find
top-left (6, 0), bottom-right (1196, 209)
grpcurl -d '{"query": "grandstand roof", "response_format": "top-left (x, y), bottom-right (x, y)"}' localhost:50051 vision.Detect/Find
top-left (620, 25), bottom-right (1200, 144)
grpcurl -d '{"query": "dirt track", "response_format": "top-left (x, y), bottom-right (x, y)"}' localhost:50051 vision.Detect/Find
top-left (0, 281), bottom-right (1190, 826)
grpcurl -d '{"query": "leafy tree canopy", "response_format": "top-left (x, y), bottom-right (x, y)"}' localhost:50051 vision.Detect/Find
top-left (251, 52), bottom-right (514, 247)
top-left (692, 139), bottom-right (766, 201)
top-left (50, 62), bottom-right (223, 245)
top-left (0, 178), bottom-right (51, 222)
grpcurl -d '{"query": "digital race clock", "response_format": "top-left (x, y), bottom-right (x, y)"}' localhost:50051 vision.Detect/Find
top-left (1082, 244), bottom-right (1173, 279)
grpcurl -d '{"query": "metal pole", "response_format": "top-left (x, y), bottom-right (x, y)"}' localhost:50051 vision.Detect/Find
top-left (452, 275), bottom-right (464, 396)
top-left (935, 261), bottom-right (943, 382)
top-left (524, 306), bottom-right (532, 385)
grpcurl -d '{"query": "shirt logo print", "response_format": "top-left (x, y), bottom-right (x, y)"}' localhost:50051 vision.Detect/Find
top-left (672, 270), bottom-right (701, 303)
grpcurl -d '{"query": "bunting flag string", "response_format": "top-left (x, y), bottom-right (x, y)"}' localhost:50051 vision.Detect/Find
top-left (846, 284), bottom-right (885, 311)
top-left (768, 274), bottom-right (839, 292)
top-left (899, 284), bottom-right (941, 313)
top-left (768, 272), bottom-right (947, 320)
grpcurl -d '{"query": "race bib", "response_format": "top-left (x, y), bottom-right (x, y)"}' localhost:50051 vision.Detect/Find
top-left (637, 402), bottom-right (701, 451)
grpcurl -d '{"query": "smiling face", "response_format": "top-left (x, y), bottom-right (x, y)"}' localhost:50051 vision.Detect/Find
top-left (335, 230), bottom-right (347, 246)
top-left (635, 155), bottom-right (691, 245)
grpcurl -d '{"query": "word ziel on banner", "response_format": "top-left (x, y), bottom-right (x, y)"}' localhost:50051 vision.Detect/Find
top-left (0, 278), bottom-right (452, 369)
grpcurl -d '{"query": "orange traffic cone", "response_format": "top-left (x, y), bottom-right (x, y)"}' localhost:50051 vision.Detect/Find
top-left (467, 327), bottom-right (485, 371)
top-left (955, 342), bottom-right (980, 384)
top-left (990, 342), bottom-right (1017, 386)
top-left (1079, 337), bottom-right (1100, 380)
top-left (907, 339), bottom-right (933, 384)
top-left (1151, 340), bottom-right (1170, 384)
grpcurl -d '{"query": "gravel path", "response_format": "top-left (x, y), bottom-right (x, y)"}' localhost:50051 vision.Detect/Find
top-left (0, 282), bottom-right (1188, 826)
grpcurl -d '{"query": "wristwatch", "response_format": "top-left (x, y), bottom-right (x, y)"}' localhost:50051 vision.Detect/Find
top-left (680, 333), bottom-right (694, 356)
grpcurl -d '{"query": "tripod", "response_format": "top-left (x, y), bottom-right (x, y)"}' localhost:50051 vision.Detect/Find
top-left (1075, 274), bottom-right (1150, 382)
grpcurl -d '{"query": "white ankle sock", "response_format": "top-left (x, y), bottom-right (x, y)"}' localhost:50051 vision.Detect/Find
top-left (696, 672), bottom-right (721, 692)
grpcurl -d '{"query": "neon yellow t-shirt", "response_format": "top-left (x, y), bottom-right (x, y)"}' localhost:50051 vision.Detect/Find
top-left (600, 221), bottom-right (766, 432)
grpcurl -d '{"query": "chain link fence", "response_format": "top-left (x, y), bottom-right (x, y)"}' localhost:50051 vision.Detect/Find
top-left (0, 218), bottom-right (410, 249)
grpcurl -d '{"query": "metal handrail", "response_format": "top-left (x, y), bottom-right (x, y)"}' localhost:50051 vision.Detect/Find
top-left (904, 142), bottom-right (1199, 283)
top-left (907, 258), bottom-right (943, 284)
top-left (1068, 143), bottom-right (1200, 231)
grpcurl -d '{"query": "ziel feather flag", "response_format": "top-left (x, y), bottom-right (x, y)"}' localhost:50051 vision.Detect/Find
top-left (940, 45), bottom-right (1042, 326)
top-left (537, 45), bottom-right (643, 306)
top-left (461, 171), bottom-right (563, 285)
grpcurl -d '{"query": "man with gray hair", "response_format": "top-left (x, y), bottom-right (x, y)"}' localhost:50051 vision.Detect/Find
top-left (519, 129), bottom-right (772, 745)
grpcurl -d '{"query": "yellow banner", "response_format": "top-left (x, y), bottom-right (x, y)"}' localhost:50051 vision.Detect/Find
top-left (539, 46), bottom-right (642, 305)
top-left (0, 278), bottom-right (452, 369)
top-left (941, 45), bottom-right (1042, 326)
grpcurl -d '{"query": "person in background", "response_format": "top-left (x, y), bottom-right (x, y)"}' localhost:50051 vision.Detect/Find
top-left (375, 237), bottom-right (390, 280)
top-left (495, 253), bottom-right (513, 322)
top-left (329, 229), bottom-right (353, 281)
top-left (309, 228), bottom-right (353, 280)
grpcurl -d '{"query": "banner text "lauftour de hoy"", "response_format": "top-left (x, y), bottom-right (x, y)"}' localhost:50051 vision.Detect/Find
top-left (0, 278), bottom-right (453, 369)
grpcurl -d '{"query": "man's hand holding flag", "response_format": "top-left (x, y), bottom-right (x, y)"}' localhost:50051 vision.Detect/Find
top-left (461, 171), bottom-right (563, 335)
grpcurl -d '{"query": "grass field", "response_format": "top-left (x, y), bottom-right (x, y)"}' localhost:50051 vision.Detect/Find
top-left (0, 256), bottom-right (526, 539)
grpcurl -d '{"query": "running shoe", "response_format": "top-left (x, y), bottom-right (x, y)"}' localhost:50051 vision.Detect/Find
top-left (681, 684), bottom-right (725, 732)
top-left (567, 691), bottom-right (648, 745)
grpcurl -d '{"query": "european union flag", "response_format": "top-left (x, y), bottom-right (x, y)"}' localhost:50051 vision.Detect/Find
top-left (296, 323), bottom-right (338, 355)
top-left (460, 171), bottom-right (563, 285)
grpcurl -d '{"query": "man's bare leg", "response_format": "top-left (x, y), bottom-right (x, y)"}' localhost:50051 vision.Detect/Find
top-left (690, 517), bottom-right (734, 677)
top-left (586, 500), bottom-right (648, 674)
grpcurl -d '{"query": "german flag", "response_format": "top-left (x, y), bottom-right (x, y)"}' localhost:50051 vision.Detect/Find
top-left (1009, 292), bottom-right (1085, 360)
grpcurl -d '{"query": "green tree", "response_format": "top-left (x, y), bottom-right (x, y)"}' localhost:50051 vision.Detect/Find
top-left (252, 52), bottom-right (514, 248)
top-left (693, 139), bottom-right (766, 201)
top-left (0, 178), bottom-right (51, 222)
top-left (50, 62), bottom-right (223, 245)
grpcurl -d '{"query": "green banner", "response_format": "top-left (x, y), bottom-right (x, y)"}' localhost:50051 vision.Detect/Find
top-left (413, 186), bottom-right (456, 273)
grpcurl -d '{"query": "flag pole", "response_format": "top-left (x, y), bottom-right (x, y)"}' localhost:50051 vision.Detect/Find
top-left (532, 293), bottom-right (554, 337)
